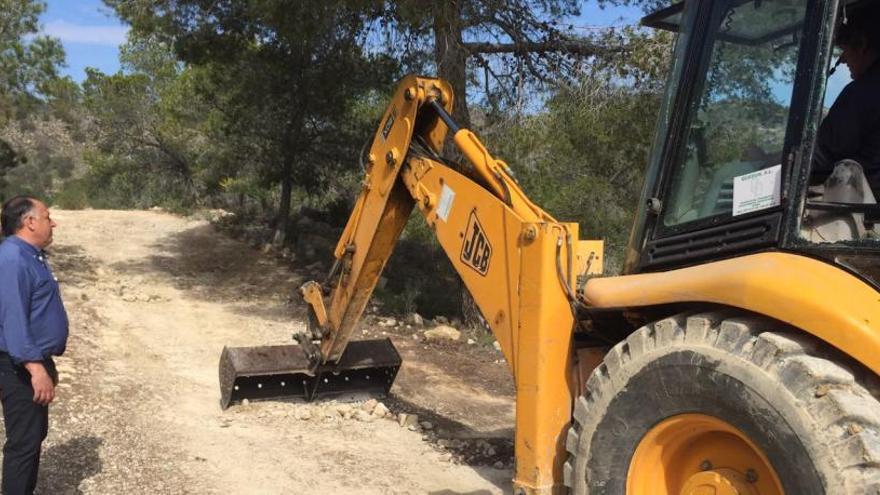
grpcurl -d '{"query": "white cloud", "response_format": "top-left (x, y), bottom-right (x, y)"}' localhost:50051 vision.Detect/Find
top-left (42, 20), bottom-right (128, 46)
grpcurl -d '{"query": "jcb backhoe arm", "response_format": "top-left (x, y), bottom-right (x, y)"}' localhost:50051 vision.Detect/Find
top-left (219, 75), bottom-right (603, 495)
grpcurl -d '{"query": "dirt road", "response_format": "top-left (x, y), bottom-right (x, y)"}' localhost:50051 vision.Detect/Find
top-left (4, 209), bottom-right (516, 494)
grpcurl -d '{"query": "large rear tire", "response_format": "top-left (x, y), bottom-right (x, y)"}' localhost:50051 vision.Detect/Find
top-left (563, 311), bottom-right (880, 494)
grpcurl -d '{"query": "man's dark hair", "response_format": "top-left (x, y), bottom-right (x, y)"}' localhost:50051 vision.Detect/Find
top-left (1, 196), bottom-right (36, 238)
top-left (836, 4), bottom-right (880, 51)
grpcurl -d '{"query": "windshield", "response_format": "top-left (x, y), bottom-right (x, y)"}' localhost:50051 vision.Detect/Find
top-left (660, 0), bottom-right (807, 230)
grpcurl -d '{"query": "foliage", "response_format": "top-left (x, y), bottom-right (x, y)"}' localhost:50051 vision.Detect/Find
top-left (369, 0), bottom-right (628, 125)
top-left (75, 34), bottom-right (202, 210)
top-left (0, 116), bottom-right (82, 202)
top-left (105, 0), bottom-right (399, 242)
top-left (483, 30), bottom-right (671, 272)
top-left (0, 0), bottom-right (680, 317)
top-left (0, 0), bottom-right (73, 202)
top-left (0, 0), bottom-right (65, 122)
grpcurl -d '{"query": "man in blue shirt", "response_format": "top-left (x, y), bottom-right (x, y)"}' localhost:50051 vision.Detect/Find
top-left (0, 196), bottom-right (69, 494)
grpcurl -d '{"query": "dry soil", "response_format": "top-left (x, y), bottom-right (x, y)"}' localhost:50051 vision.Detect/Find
top-left (0, 209), bottom-right (516, 494)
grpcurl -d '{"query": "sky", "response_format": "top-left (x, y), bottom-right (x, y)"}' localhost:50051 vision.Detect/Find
top-left (38, 1), bottom-right (644, 83)
top-left (37, 0), bottom-right (850, 106)
top-left (40, 0), bottom-right (129, 82)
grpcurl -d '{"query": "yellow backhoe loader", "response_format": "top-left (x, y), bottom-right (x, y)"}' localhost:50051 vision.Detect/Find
top-left (220, 0), bottom-right (880, 493)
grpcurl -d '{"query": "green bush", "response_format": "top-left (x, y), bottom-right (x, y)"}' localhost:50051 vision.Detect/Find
top-left (53, 178), bottom-right (90, 209)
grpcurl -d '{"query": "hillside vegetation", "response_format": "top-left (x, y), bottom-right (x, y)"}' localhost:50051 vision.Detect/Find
top-left (1, 0), bottom-right (672, 317)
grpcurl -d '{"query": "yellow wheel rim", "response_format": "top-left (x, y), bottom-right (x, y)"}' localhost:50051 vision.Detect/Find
top-left (626, 414), bottom-right (784, 495)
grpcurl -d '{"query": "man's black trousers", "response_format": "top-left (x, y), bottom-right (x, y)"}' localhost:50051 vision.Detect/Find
top-left (0, 354), bottom-right (49, 495)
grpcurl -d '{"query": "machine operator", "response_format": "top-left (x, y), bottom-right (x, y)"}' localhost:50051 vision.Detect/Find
top-left (812, 4), bottom-right (880, 192)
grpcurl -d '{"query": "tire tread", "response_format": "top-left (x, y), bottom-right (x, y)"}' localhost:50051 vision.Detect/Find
top-left (564, 311), bottom-right (880, 494)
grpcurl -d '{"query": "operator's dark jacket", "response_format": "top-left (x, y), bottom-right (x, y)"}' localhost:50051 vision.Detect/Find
top-left (814, 60), bottom-right (880, 189)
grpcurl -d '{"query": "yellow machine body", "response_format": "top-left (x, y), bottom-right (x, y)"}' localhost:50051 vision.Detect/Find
top-left (261, 76), bottom-right (880, 494)
top-left (583, 252), bottom-right (880, 378)
top-left (297, 76), bottom-right (602, 493)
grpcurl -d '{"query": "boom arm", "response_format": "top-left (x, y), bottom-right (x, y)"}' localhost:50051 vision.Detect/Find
top-left (300, 75), bottom-right (603, 494)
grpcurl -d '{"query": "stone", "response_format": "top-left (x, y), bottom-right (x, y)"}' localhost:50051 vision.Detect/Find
top-left (336, 404), bottom-right (354, 417)
top-left (493, 341), bottom-right (502, 351)
top-left (424, 325), bottom-right (461, 342)
top-left (419, 421), bottom-right (433, 430)
top-left (354, 410), bottom-right (375, 422)
top-left (434, 316), bottom-right (449, 325)
top-left (439, 453), bottom-right (453, 463)
top-left (372, 403), bottom-right (390, 418)
top-left (378, 317), bottom-right (397, 328)
top-left (398, 413), bottom-right (419, 428)
top-left (362, 399), bottom-right (378, 414)
top-left (493, 461), bottom-right (505, 469)
top-left (406, 313), bottom-right (424, 326)
top-left (467, 338), bottom-right (475, 345)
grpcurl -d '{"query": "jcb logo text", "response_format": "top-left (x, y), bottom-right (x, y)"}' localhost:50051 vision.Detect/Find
top-left (461, 211), bottom-right (492, 276)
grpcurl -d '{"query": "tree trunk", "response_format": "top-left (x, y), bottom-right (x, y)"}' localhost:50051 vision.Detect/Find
top-left (433, 1), bottom-right (482, 327)
top-left (432, 0), bottom-right (471, 128)
top-left (273, 155), bottom-right (294, 246)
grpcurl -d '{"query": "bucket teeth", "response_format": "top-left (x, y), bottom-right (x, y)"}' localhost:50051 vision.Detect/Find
top-left (219, 338), bottom-right (401, 409)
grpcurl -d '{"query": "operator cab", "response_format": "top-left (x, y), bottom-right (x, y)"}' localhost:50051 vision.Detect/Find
top-left (627, 0), bottom-right (880, 289)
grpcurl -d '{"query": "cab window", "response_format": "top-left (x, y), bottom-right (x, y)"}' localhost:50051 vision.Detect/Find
top-left (660, 0), bottom-right (808, 229)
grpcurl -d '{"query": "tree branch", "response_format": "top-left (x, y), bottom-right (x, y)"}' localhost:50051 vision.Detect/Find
top-left (463, 39), bottom-right (622, 57)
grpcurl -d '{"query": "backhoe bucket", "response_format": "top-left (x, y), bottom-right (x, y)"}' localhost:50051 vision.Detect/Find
top-left (219, 338), bottom-right (401, 409)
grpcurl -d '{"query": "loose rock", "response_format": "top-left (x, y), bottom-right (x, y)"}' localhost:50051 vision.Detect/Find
top-left (336, 404), bottom-right (354, 418)
top-left (362, 399), bottom-right (378, 414)
top-left (372, 403), bottom-right (390, 418)
top-left (407, 313), bottom-right (424, 326)
top-left (378, 317), bottom-right (397, 327)
top-left (424, 325), bottom-right (461, 342)
top-left (398, 413), bottom-right (419, 428)
top-left (353, 410), bottom-right (375, 422)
